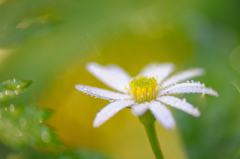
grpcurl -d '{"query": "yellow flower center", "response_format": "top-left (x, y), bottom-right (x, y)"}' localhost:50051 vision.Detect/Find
top-left (126, 76), bottom-right (159, 103)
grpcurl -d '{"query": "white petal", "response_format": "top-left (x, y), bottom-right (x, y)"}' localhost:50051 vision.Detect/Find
top-left (157, 96), bottom-right (200, 117)
top-left (149, 101), bottom-right (175, 130)
top-left (163, 82), bottom-right (205, 90)
top-left (93, 100), bottom-right (135, 127)
top-left (160, 82), bottom-right (205, 95)
top-left (87, 62), bottom-right (131, 93)
top-left (163, 68), bottom-right (205, 88)
top-left (159, 82), bottom-right (218, 97)
top-left (131, 103), bottom-right (149, 116)
top-left (139, 63), bottom-right (175, 85)
top-left (75, 85), bottom-right (132, 101)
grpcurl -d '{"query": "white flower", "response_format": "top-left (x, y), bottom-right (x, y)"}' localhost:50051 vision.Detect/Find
top-left (75, 62), bottom-right (218, 130)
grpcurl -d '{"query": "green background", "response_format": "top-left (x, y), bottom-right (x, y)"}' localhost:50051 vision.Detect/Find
top-left (0, 0), bottom-right (240, 158)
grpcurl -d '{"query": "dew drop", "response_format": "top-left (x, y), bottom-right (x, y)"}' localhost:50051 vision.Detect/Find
top-left (10, 104), bottom-right (15, 112)
top-left (41, 131), bottom-right (51, 143)
top-left (39, 116), bottom-right (43, 123)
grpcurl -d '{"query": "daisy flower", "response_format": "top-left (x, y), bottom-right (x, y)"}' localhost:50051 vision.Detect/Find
top-left (75, 62), bottom-right (218, 130)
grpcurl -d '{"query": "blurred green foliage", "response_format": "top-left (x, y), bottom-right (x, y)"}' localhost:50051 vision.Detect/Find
top-left (0, 79), bottom-right (109, 158)
top-left (1, 79), bottom-right (32, 90)
top-left (0, 79), bottom-right (32, 102)
top-left (0, 104), bottom-right (57, 148)
top-left (0, 0), bottom-right (240, 159)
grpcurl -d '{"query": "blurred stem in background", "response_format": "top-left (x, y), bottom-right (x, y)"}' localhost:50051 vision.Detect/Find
top-left (140, 111), bottom-right (163, 159)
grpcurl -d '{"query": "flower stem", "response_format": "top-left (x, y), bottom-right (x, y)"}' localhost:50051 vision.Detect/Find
top-left (139, 111), bottom-right (163, 159)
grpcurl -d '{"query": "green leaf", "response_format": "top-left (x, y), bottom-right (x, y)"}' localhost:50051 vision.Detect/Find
top-left (0, 104), bottom-right (60, 149)
top-left (1, 79), bottom-right (32, 90)
top-left (0, 79), bottom-right (32, 102)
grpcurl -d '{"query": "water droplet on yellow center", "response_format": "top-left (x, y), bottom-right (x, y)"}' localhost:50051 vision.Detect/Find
top-left (126, 76), bottom-right (159, 103)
